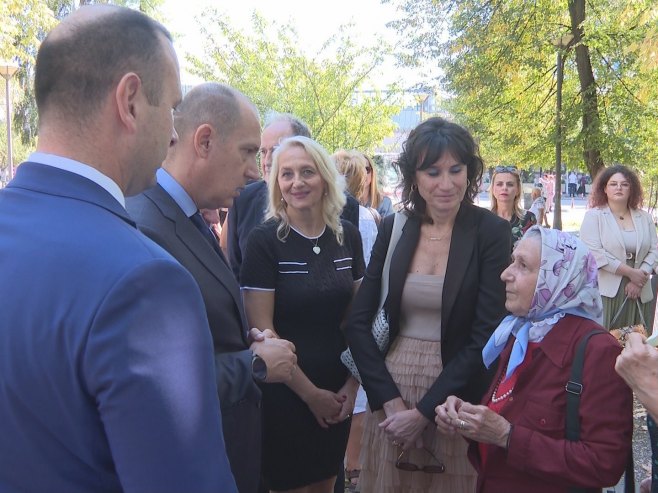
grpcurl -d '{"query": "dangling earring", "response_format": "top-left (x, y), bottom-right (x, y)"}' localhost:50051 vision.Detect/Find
top-left (280, 197), bottom-right (287, 207)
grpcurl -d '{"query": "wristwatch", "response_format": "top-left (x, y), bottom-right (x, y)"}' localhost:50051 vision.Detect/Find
top-left (252, 353), bottom-right (267, 382)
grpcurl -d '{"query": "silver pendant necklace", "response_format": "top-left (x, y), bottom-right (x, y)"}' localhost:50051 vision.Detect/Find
top-left (312, 237), bottom-right (321, 255)
top-left (290, 224), bottom-right (325, 255)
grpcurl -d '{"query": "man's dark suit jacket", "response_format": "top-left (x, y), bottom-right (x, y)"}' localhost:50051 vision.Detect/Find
top-left (227, 179), bottom-right (360, 280)
top-left (127, 185), bottom-right (261, 493)
top-left (345, 203), bottom-right (511, 419)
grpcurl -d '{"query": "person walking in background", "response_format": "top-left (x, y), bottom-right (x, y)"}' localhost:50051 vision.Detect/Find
top-left (0, 6), bottom-right (237, 492)
top-left (360, 153), bottom-right (394, 217)
top-left (580, 164), bottom-right (658, 492)
top-left (345, 117), bottom-right (510, 493)
top-left (541, 172), bottom-right (555, 213)
top-left (568, 170), bottom-right (578, 198)
top-left (436, 227), bottom-right (632, 492)
top-left (577, 173), bottom-right (588, 198)
top-left (241, 136), bottom-right (365, 493)
top-left (490, 165), bottom-right (536, 248)
top-left (528, 186), bottom-right (547, 228)
top-left (127, 83), bottom-right (298, 493)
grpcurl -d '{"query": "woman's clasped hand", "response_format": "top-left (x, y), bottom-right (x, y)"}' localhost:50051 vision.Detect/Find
top-left (435, 396), bottom-right (511, 449)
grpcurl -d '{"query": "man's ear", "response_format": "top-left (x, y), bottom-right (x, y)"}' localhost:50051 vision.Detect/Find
top-left (193, 124), bottom-right (213, 158)
top-left (115, 72), bottom-right (142, 133)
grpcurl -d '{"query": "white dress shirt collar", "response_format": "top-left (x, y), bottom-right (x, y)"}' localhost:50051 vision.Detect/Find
top-left (27, 152), bottom-right (125, 207)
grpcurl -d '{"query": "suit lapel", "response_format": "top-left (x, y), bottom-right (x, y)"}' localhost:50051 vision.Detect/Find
top-left (145, 186), bottom-right (248, 332)
top-left (442, 204), bottom-right (477, 335)
top-left (602, 206), bottom-right (625, 253)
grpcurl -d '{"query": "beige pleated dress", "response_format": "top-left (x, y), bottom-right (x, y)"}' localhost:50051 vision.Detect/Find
top-left (359, 273), bottom-right (476, 493)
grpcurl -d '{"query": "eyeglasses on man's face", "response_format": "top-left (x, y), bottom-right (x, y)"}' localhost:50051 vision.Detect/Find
top-left (258, 145), bottom-right (280, 161)
top-left (395, 447), bottom-right (446, 474)
top-left (494, 165), bottom-right (518, 174)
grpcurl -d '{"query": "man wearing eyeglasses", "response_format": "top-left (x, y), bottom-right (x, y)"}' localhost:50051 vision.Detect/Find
top-left (224, 112), bottom-right (360, 281)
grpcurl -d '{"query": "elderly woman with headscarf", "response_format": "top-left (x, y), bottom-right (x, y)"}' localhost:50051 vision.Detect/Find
top-left (435, 226), bottom-right (633, 493)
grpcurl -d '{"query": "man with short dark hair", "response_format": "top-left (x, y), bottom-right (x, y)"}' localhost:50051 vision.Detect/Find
top-left (0, 6), bottom-right (236, 493)
top-left (127, 83), bottom-right (297, 493)
top-left (225, 111), bottom-right (359, 280)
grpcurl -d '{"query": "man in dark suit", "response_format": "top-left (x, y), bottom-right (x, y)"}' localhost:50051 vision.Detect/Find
top-left (127, 83), bottom-right (297, 493)
top-left (0, 6), bottom-right (237, 493)
top-left (225, 112), bottom-right (359, 280)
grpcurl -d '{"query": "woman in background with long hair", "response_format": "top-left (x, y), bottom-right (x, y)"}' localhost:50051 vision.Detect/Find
top-left (360, 154), bottom-right (393, 218)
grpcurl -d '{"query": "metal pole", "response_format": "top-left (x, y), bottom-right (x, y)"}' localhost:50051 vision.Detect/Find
top-left (5, 76), bottom-right (12, 181)
top-left (553, 49), bottom-right (563, 230)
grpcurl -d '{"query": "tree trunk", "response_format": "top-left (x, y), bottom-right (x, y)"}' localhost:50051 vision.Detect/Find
top-left (568, 0), bottom-right (605, 179)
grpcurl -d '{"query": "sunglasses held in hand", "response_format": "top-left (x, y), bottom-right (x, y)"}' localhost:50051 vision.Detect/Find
top-left (395, 447), bottom-right (446, 474)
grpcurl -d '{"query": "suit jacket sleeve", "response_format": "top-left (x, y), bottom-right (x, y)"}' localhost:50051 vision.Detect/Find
top-left (639, 210), bottom-right (658, 274)
top-left (579, 208), bottom-right (622, 274)
top-left (416, 211), bottom-right (510, 418)
top-left (82, 259), bottom-right (237, 493)
top-left (344, 215), bottom-right (402, 408)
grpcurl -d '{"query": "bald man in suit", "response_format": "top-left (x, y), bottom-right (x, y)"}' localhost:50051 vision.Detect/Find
top-left (127, 83), bottom-right (297, 493)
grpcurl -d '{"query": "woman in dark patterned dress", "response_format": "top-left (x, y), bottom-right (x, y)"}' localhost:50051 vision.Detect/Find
top-left (241, 136), bottom-right (365, 493)
top-left (490, 165), bottom-right (536, 248)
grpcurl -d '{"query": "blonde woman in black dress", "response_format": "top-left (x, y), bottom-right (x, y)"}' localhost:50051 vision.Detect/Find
top-left (241, 136), bottom-right (365, 493)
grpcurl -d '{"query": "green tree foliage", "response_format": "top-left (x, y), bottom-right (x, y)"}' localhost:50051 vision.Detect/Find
top-left (384, 0), bottom-right (658, 180)
top-left (187, 10), bottom-right (401, 154)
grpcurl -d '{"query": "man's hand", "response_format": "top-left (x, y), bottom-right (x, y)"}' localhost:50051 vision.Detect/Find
top-left (248, 327), bottom-right (277, 343)
top-left (250, 338), bottom-right (296, 383)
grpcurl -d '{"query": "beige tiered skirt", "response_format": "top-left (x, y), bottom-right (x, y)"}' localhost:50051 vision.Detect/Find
top-left (358, 336), bottom-right (476, 493)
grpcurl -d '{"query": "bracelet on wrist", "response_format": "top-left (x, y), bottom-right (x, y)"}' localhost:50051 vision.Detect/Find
top-left (505, 423), bottom-right (514, 451)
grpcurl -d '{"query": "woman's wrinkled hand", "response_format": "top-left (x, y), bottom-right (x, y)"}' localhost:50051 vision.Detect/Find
top-left (435, 395), bottom-right (465, 436)
top-left (452, 402), bottom-right (511, 449)
top-left (616, 333), bottom-right (658, 394)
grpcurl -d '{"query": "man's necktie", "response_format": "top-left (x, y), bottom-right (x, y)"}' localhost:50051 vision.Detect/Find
top-left (190, 211), bottom-right (227, 264)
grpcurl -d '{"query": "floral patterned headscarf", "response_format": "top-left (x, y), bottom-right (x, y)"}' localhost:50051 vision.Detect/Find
top-left (482, 226), bottom-right (603, 379)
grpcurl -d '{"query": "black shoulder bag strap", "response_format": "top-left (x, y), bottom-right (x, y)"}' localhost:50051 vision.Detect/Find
top-left (566, 330), bottom-right (634, 493)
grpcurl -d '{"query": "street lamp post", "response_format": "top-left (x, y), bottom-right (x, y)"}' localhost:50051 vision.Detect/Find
top-left (415, 93), bottom-right (430, 123)
top-left (551, 34), bottom-right (573, 230)
top-left (0, 61), bottom-right (19, 182)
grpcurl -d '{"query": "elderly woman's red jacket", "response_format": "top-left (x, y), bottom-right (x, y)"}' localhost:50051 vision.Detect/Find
top-left (468, 314), bottom-right (633, 493)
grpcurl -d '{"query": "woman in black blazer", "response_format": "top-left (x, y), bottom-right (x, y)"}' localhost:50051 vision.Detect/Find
top-left (344, 117), bottom-right (511, 492)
